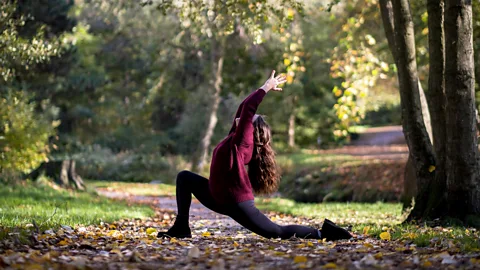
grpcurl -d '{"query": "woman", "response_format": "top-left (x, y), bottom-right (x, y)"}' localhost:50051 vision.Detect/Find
top-left (158, 70), bottom-right (352, 241)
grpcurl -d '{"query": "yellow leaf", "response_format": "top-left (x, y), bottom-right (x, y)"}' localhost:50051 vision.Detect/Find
top-left (146, 228), bottom-right (157, 235)
top-left (363, 226), bottom-right (371, 235)
top-left (395, 247), bottom-right (406, 252)
top-left (324, 262), bottom-right (337, 269)
top-left (107, 230), bottom-right (118, 237)
top-left (307, 241), bottom-right (314, 247)
top-left (379, 232), bottom-right (391, 241)
top-left (293, 255), bottom-right (308, 263)
top-left (202, 232), bottom-right (211, 237)
top-left (374, 252), bottom-right (383, 260)
top-left (296, 243), bottom-right (306, 248)
top-left (178, 241), bottom-right (188, 247)
top-left (284, 59), bottom-right (292, 66)
top-left (422, 260), bottom-right (432, 267)
top-left (233, 241), bottom-right (239, 248)
top-left (58, 240), bottom-right (69, 246)
top-left (286, 8), bottom-right (295, 19)
top-left (428, 165), bottom-right (436, 172)
top-left (110, 249), bottom-right (122, 256)
top-left (363, 243), bottom-right (374, 249)
top-left (286, 75), bottom-right (294, 84)
top-left (24, 264), bottom-right (43, 270)
top-left (170, 238), bottom-right (178, 243)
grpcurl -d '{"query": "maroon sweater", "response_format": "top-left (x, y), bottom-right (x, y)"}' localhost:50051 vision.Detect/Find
top-left (209, 89), bottom-right (267, 204)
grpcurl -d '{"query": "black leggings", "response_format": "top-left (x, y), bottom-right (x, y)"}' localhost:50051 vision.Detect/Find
top-left (174, 170), bottom-right (320, 239)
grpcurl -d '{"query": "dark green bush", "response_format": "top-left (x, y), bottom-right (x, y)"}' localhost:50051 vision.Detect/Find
top-left (75, 145), bottom-right (182, 183)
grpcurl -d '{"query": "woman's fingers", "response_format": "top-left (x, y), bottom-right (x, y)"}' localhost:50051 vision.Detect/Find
top-left (273, 87), bottom-right (282, 91)
top-left (270, 70), bottom-right (276, 78)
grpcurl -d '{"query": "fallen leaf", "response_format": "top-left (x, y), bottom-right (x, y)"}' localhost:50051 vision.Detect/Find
top-left (374, 252), bottom-right (383, 260)
top-left (58, 240), bottom-right (69, 246)
top-left (324, 262), bottom-right (337, 269)
top-left (188, 246), bottom-right (200, 259)
top-left (379, 232), bottom-right (391, 241)
top-left (146, 228), bottom-right (157, 235)
top-left (363, 243), bottom-right (374, 249)
top-left (360, 254), bottom-right (377, 266)
top-left (293, 255), bottom-right (307, 263)
top-left (422, 260), bottom-right (432, 267)
top-left (202, 232), bottom-right (211, 237)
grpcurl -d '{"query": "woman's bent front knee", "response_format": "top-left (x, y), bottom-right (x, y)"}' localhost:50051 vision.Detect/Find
top-left (176, 170), bottom-right (192, 185)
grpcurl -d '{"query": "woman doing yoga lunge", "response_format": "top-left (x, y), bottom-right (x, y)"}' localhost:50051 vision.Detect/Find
top-left (158, 70), bottom-right (352, 241)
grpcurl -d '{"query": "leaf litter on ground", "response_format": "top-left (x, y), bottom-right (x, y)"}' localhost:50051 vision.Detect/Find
top-left (1, 192), bottom-right (480, 269)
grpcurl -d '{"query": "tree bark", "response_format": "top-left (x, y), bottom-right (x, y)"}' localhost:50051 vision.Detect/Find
top-left (421, 0), bottom-right (448, 218)
top-left (287, 95), bottom-right (298, 148)
top-left (380, 0), bottom-right (436, 212)
top-left (192, 40), bottom-right (224, 172)
top-left (288, 113), bottom-right (295, 148)
top-left (444, 0), bottom-right (480, 217)
top-left (403, 82), bottom-right (433, 210)
top-left (27, 160), bottom-right (85, 190)
top-left (390, 0), bottom-right (436, 214)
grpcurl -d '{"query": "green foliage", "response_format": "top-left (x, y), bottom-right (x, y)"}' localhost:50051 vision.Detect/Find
top-left (329, 1), bottom-right (390, 140)
top-left (0, 181), bottom-right (154, 238)
top-left (75, 146), bottom-right (181, 183)
top-left (0, 91), bottom-right (58, 174)
top-left (0, 2), bottom-right (62, 82)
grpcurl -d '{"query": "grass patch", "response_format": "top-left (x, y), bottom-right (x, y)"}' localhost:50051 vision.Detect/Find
top-left (255, 197), bottom-right (479, 251)
top-left (0, 181), bottom-right (154, 239)
top-left (255, 197), bottom-right (403, 226)
top-left (88, 180), bottom-right (176, 197)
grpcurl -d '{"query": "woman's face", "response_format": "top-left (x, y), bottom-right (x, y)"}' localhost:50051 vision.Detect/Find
top-left (236, 114), bottom-right (260, 127)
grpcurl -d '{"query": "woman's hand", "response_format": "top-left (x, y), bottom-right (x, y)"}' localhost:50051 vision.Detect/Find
top-left (261, 70), bottom-right (287, 93)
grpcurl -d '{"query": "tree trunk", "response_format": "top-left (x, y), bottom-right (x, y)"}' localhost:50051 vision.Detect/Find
top-left (27, 160), bottom-right (85, 190)
top-left (288, 113), bottom-right (295, 148)
top-left (390, 0), bottom-right (436, 214)
top-left (444, 0), bottom-right (480, 217)
top-left (192, 41), bottom-right (224, 172)
top-left (380, 0), bottom-right (436, 212)
top-left (403, 82), bottom-right (432, 209)
top-left (413, 0), bottom-right (448, 219)
top-left (287, 95), bottom-right (297, 148)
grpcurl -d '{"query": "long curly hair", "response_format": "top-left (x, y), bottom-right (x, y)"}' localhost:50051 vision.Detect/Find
top-left (248, 115), bottom-right (280, 195)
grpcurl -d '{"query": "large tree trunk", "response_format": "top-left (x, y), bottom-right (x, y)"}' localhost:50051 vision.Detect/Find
top-left (411, 0), bottom-right (448, 219)
top-left (28, 160), bottom-right (85, 190)
top-left (192, 41), bottom-right (224, 172)
top-left (403, 82), bottom-right (432, 209)
top-left (380, 0), bottom-right (436, 212)
top-left (444, 0), bottom-right (480, 218)
top-left (391, 0), bottom-right (436, 209)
